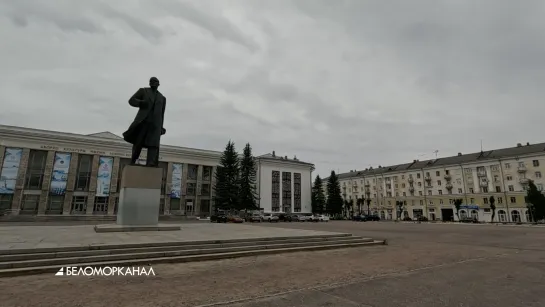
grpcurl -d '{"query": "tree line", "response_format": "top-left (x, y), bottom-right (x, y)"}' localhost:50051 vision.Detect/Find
top-left (213, 141), bottom-right (259, 212)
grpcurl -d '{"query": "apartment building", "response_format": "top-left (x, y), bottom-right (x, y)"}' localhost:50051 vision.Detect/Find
top-left (333, 142), bottom-right (544, 223)
top-left (0, 125), bottom-right (314, 217)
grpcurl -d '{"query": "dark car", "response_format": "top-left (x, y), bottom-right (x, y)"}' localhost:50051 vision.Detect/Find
top-left (210, 214), bottom-right (228, 223)
top-left (353, 215), bottom-right (367, 221)
top-left (366, 214), bottom-right (381, 221)
top-left (289, 214), bottom-right (300, 222)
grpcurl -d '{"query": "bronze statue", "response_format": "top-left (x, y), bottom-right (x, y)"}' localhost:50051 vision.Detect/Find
top-left (123, 77), bottom-right (166, 167)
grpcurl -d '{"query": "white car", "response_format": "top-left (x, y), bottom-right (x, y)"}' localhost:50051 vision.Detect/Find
top-left (315, 215), bottom-right (329, 222)
top-left (262, 213), bottom-right (279, 222)
top-left (300, 215), bottom-right (313, 222)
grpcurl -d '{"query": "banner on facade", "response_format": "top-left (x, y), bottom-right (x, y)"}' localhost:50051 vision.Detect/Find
top-left (0, 148), bottom-right (23, 194)
top-left (96, 156), bottom-right (114, 197)
top-left (170, 163), bottom-right (182, 198)
top-left (50, 153), bottom-right (72, 195)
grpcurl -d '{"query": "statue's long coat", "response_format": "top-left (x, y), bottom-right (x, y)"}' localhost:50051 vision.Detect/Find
top-left (123, 87), bottom-right (166, 148)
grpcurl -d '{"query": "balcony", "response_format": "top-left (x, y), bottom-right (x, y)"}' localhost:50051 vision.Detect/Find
top-left (425, 185), bottom-right (433, 189)
top-left (364, 182), bottom-right (370, 187)
top-left (446, 183), bottom-right (453, 190)
top-left (409, 187), bottom-right (415, 192)
top-left (518, 166), bottom-right (527, 173)
top-left (477, 171), bottom-right (487, 177)
top-left (424, 176), bottom-right (431, 182)
top-left (519, 178), bottom-right (529, 185)
top-left (444, 174), bottom-right (451, 181)
top-left (408, 177), bottom-right (414, 183)
top-left (479, 181), bottom-right (488, 188)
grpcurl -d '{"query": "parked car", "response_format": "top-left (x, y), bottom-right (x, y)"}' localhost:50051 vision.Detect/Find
top-left (229, 216), bottom-right (244, 223)
top-left (314, 214), bottom-right (330, 222)
top-left (366, 214), bottom-right (381, 221)
top-left (211, 214), bottom-right (228, 223)
top-left (249, 214), bottom-right (262, 222)
top-left (353, 215), bottom-right (366, 221)
top-left (289, 214), bottom-right (300, 222)
top-left (262, 213), bottom-right (279, 222)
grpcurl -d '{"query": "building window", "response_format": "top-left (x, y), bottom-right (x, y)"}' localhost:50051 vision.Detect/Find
top-left (387, 192), bottom-right (392, 197)
top-left (418, 182), bottom-right (422, 187)
top-left (93, 196), bottom-right (108, 214)
top-left (506, 176), bottom-right (513, 181)
top-left (498, 197), bottom-right (503, 204)
top-left (533, 160), bottom-right (540, 167)
top-left (294, 173), bottom-right (301, 212)
top-left (169, 198), bottom-right (180, 212)
top-left (437, 180), bottom-right (442, 186)
top-left (271, 171), bottom-right (280, 212)
top-left (417, 173), bottom-right (421, 179)
top-left (402, 183), bottom-right (406, 188)
top-left (518, 162), bottom-right (525, 167)
top-left (536, 172), bottom-right (542, 178)
top-left (202, 166), bottom-right (213, 181)
top-left (187, 183), bottom-right (196, 196)
top-left (436, 171), bottom-right (440, 176)
top-left (482, 187), bottom-right (488, 193)
top-left (0, 194), bottom-right (13, 211)
top-left (458, 188), bottom-right (463, 194)
top-left (510, 197), bottom-right (516, 204)
top-left (402, 192), bottom-right (406, 196)
top-left (419, 191), bottom-right (423, 196)
top-left (483, 197), bottom-right (488, 204)
top-left (25, 150), bottom-right (48, 190)
top-left (494, 175), bottom-right (499, 182)
top-left (419, 200), bottom-right (424, 205)
top-left (201, 183), bottom-right (210, 196)
top-left (446, 170), bottom-right (450, 175)
top-left (282, 172), bottom-right (292, 213)
top-left (20, 194), bottom-right (40, 214)
top-left (491, 165), bottom-right (499, 171)
top-left (401, 175), bottom-right (405, 179)
top-left (508, 185), bottom-right (514, 191)
top-left (484, 208), bottom-right (491, 213)
top-left (201, 199), bottom-right (211, 215)
top-left (188, 164), bottom-right (198, 180)
top-left (537, 184), bottom-right (544, 191)
top-left (464, 168), bottom-right (472, 173)
top-left (75, 155), bottom-right (93, 191)
top-left (429, 200), bottom-right (433, 205)
top-left (469, 188), bottom-right (474, 193)
top-left (159, 162), bottom-right (168, 193)
top-left (505, 163), bottom-right (510, 169)
top-left (46, 195), bottom-right (64, 214)
top-left (496, 186), bottom-right (502, 192)
top-left (438, 190), bottom-right (443, 195)
top-left (470, 198), bottom-right (475, 203)
top-left (427, 190), bottom-right (432, 196)
top-left (71, 196), bottom-right (87, 214)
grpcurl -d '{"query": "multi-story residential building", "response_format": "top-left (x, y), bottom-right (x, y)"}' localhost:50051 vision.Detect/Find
top-left (0, 125), bottom-right (314, 218)
top-left (332, 142), bottom-right (545, 223)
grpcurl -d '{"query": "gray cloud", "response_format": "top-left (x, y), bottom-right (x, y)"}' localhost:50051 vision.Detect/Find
top-left (1, 0), bottom-right (545, 178)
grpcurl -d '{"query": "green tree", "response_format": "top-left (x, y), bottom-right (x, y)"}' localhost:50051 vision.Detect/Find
top-left (489, 196), bottom-right (496, 223)
top-left (365, 198), bottom-right (371, 215)
top-left (326, 171), bottom-right (343, 216)
top-left (213, 141), bottom-right (240, 212)
top-left (454, 198), bottom-right (463, 221)
top-left (526, 180), bottom-right (545, 222)
top-left (238, 143), bottom-right (259, 211)
top-left (311, 175), bottom-right (326, 214)
top-left (356, 197), bottom-right (364, 215)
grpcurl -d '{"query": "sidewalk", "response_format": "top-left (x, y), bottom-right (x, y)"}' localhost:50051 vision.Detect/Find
top-left (397, 221), bottom-right (545, 228)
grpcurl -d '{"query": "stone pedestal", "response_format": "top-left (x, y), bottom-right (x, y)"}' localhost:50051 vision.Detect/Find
top-left (94, 165), bottom-right (180, 233)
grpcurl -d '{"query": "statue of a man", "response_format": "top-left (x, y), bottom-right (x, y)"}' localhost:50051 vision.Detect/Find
top-left (123, 77), bottom-right (166, 167)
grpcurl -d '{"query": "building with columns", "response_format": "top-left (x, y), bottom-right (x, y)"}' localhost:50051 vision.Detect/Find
top-left (0, 125), bottom-right (314, 217)
top-left (330, 142), bottom-right (545, 223)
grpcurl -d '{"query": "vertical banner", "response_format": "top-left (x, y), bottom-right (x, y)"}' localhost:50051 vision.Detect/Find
top-left (170, 163), bottom-right (182, 198)
top-left (96, 156), bottom-right (114, 197)
top-left (0, 148), bottom-right (23, 194)
top-left (50, 153), bottom-right (72, 195)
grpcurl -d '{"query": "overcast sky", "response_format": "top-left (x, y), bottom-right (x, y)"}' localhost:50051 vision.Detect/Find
top-left (1, 0), bottom-right (545, 178)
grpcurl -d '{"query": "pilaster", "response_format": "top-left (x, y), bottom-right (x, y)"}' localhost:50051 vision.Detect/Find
top-left (37, 151), bottom-right (56, 215)
top-left (196, 165), bottom-right (203, 215)
top-left (63, 153), bottom-right (79, 214)
top-left (11, 148), bottom-right (30, 213)
top-left (86, 154), bottom-right (100, 215)
top-left (210, 166), bottom-right (217, 213)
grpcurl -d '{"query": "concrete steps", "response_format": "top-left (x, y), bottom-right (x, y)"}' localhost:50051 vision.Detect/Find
top-left (0, 234), bottom-right (385, 277)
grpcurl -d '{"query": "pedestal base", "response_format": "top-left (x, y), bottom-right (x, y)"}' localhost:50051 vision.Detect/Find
top-left (94, 224), bottom-right (181, 233)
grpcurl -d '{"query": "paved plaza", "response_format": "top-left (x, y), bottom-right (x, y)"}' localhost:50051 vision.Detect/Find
top-left (0, 223), bottom-right (344, 251)
top-left (1, 221), bottom-right (545, 306)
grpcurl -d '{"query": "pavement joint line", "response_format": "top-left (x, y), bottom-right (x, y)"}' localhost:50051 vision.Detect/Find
top-left (192, 252), bottom-right (511, 307)
top-left (311, 288), bottom-right (369, 306)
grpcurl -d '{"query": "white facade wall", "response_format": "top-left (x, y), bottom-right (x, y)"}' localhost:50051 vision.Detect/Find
top-left (257, 161), bottom-right (312, 214)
